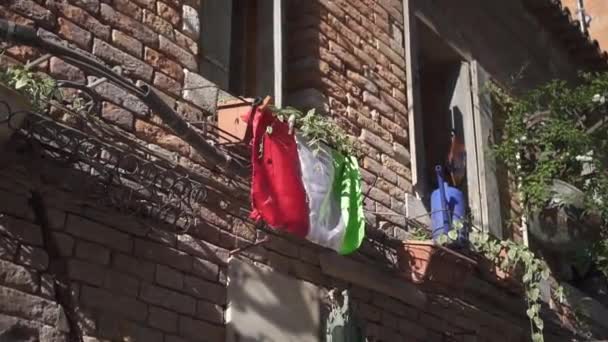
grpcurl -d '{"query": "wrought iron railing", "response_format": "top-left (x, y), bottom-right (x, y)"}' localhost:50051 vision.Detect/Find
top-left (0, 19), bottom-right (429, 254)
top-left (0, 20), bottom-right (258, 235)
top-left (0, 19), bottom-right (250, 174)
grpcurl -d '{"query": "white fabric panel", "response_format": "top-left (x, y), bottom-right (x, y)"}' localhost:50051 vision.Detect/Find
top-left (295, 134), bottom-right (345, 252)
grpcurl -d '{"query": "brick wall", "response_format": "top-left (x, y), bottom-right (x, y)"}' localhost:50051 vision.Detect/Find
top-left (284, 0), bottom-right (586, 241)
top-left (0, 0), bottom-right (606, 341)
top-left (286, 0), bottom-right (413, 236)
top-left (0, 160), bottom-right (593, 342)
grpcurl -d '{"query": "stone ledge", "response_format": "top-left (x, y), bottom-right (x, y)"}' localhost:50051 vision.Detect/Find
top-left (319, 251), bottom-right (426, 309)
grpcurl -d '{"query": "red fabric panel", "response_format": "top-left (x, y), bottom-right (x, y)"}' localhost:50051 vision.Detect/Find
top-left (246, 107), bottom-right (309, 238)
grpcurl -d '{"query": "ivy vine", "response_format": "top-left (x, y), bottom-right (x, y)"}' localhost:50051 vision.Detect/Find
top-left (469, 230), bottom-right (561, 342)
top-left (436, 223), bottom-right (563, 342)
top-left (489, 73), bottom-right (608, 281)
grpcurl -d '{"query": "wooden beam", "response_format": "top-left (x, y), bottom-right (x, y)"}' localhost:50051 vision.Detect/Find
top-left (319, 252), bottom-right (427, 309)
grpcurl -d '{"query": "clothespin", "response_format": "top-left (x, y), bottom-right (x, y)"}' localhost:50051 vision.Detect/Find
top-left (241, 96), bottom-right (272, 145)
top-left (288, 114), bottom-right (296, 135)
top-left (260, 95), bottom-right (272, 110)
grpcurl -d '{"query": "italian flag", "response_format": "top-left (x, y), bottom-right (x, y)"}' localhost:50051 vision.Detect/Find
top-left (248, 107), bottom-right (366, 255)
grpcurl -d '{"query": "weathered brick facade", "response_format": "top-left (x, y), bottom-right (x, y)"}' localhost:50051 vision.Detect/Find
top-left (285, 0), bottom-right (415, 237)
top-left (1, 0), bottom-right (607, 341)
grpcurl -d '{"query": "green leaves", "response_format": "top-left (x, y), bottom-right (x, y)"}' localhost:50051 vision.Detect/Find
top-left (490, 73), bottom-right (608, 217)
top-left (14, 77), bottom-right (28, 90)
top-left (507, 247), bottom-right (517, 260)
top-left (0, 65), bottom-right (56, 112)
top-left (489, 73), bottom-right (608, 341)
top-left (541, 267), bottom-right (550, 281)
top-left (469, 230), bottom-right (556, 342)
top-left (534, 316), bottom-right (544, 331)
top-left (526, 303), bottom-right (540, 319)
top-left (408, 226), bottom-right (431, 241)
top-left (436, 234), bottom-right (449, 246)
top-left (527, 287), bottom-right (540, 302)
top-left (269, 106), bottom-right (359, 157)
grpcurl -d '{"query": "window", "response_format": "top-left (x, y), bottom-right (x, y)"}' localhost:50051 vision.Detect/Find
top-left (415, 20), bottom-right (467, 198)
top-left (200, 0), bottom-right (283, 103)
top-left (404, 8), bottom-right (503, 237)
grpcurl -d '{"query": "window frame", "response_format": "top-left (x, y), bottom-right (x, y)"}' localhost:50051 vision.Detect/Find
top-left (402, 1), bottom-right (503, 237)
top-left (199, 0), bottom-right (284, 105)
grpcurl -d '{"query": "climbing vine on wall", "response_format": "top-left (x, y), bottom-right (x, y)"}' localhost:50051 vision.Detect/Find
top-left (438, 222), bottom-right (562, 342)
top-left (490, 73), bottom-right (608, 280)
top-left (470, 230), bottom-right (561, 342)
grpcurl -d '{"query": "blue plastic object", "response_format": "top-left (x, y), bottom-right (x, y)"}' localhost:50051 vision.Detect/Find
top-left (431, 166), bottom-right (468, 245)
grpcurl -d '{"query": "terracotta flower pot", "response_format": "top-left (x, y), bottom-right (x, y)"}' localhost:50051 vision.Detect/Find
top-left (477, 248), bottom-right (523, 292)
top-left (216, 98), bottom-right (253, 144)
top-left (396, 240), bottom-right (476, 289)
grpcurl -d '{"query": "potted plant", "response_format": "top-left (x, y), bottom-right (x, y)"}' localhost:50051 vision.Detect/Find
top-left (472, 234), bottom-right (524, 292)
top-left (396, 226), bottom-right (477, 289)
top-left (216, 96), bottom-right (254, 144)
top-left (0, 66), bottom-right (54, 145)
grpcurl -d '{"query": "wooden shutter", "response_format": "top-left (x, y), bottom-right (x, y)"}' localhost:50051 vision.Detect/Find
top-left (200, 0), bottom-right (233, 89)
top-left (449, 61), bottom-right (484, 230)
top-left (404, 11), bottom-right (429, 198)
top-left (471, 61), bottom-right (503, 238)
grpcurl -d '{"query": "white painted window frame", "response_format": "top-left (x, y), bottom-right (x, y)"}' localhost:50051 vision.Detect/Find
top-left (273, 0), bottom-right (283, 107)
top-left (199, 0), bottom-right (283, 102)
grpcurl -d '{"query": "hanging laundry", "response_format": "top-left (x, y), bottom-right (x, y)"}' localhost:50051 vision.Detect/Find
top-left (248, 105), bottom-right (310, 238)
top-left (246, 105), bottom-right (365, 254)
top-left (296, 135), bottom-right (365, 255)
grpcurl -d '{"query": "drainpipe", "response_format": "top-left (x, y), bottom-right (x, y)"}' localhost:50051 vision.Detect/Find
top-left (576, 0), bottom-right (588, 33)
top-left (273, 0), bottom-right (283, 107)
top-left (0, 19), bottom-right (248, 177)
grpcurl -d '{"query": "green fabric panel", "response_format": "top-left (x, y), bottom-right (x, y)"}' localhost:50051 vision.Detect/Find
top-left (333, 152), bottom-right (365, 255)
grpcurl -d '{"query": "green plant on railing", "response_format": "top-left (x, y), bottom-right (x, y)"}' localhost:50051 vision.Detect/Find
top-left (270, 106), bottom-right (360, 157)
top-left (489, 72), bottom-right (608, 280)
top-left (438, 222), bottom-right (562, 342)
top-left (0, 65), bottom-right (55, 111)
top-left (407, 225), bottom-right (432, 241)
